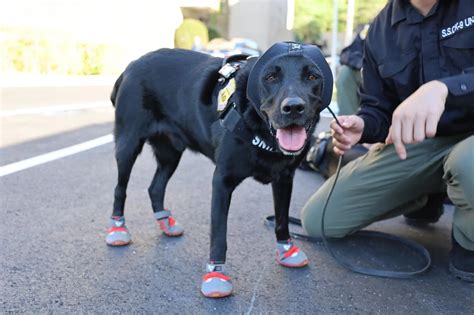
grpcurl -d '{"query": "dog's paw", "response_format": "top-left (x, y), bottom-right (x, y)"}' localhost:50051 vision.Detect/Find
top-left (155, 210), bottom-right (184, 237)
top-left (276, 240), bottom-right (309, 268)
top-left (157, 216), bottom-right (184, 237)
top-left (201, 272), bottom-right (233, 298)
top-left (201, 263), bottom-right (233, 298)
top-left (106, 216), bottom-right (132, 246)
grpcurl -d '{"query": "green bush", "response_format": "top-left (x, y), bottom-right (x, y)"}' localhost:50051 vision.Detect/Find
top-left (294, 0), bottom-right (387, 46)
top-left (0, 29), bottom-right (112, 75)
top-left (174, 18), bottom-right (209, 50)
top-left (79, 43), bottom-right (107, 75)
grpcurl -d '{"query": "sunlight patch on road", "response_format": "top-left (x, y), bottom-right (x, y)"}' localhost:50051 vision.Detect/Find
top-left (1, 102), bottom-right (110, 117)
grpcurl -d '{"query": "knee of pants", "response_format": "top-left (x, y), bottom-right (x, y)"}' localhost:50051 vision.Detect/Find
top-left (301, 194), bottom-right (355, 239)
top-left (443, 136), bottom-right (474, 210)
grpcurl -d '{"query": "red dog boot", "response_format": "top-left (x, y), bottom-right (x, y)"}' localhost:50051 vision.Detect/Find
top-left (155, 209), bottom-right (184, 237)
top-left (201, 263), bottom-right (233, 298)
top-left (106, 216), bottom-right (131, 246)
top-left (276, 239), bottom-right (309, 268)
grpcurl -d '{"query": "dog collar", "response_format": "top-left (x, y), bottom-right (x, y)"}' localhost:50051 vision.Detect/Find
top-left (246, 41), bottom-right (333, 122)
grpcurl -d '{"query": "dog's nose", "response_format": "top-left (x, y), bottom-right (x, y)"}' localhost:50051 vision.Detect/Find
top-left (281, 97), bottom-right (305, 115)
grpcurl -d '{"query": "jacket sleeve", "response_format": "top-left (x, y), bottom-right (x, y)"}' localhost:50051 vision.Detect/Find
top-left (438, 67), bottom-right (474, 108)
top-left (356, 41), bottom-right (398, 143)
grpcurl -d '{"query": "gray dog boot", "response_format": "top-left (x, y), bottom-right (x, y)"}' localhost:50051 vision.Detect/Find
top-left (106, 216), bottom-right (132, 246)
top-left (276, 239), bottom-right (309, 267)
top-left (201, 263), bottom-right (233, 298)
top-left (155, 209), bottom-right (184, 237)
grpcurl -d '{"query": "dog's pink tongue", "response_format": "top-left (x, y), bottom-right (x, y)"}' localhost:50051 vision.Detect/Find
top-left (276, 126), bottom-right (307, 151)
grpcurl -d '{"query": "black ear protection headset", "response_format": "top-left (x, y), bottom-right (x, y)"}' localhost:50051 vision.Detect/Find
top-left (246, 41), bottom-right (333, 122)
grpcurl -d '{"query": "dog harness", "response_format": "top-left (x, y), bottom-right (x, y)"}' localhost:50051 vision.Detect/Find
top-left (216, 54), bottom-right (279, 153)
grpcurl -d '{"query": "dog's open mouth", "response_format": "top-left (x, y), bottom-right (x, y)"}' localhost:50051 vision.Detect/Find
top-left (275, 125), bottom-right (308, 155)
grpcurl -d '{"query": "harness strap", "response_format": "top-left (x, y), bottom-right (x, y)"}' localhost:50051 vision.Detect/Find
top-left (220, 106), bottom-right (243, 132)
top-left (216, 59), bottom-right (279, 153)
top-left (220, 106), bottom-right (278, 153)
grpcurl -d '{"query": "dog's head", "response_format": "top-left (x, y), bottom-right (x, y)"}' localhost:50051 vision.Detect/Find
top-left (247, 42), bottom-right (333, 155)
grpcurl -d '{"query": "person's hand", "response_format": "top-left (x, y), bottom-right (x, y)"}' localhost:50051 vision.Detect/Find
top-left (385, 80), bottom-right (448, 160)
top-left (330, 115), bottom-right (365, 155)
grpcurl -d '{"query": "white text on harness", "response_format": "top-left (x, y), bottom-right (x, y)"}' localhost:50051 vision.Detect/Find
top-left (252, 136), bottom-right (276, 152)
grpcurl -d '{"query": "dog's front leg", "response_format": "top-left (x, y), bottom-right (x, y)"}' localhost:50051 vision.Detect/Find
top-left (201, 168), bottom-right (240, 298)
top-left (272, 175), bottom-right (293, 241)
top-left (209, 170), bottom-right (235, 264)
top-left (272, 174), bottom-right (309, 268)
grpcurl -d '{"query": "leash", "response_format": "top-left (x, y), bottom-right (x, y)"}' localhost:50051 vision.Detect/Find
top-left (265, 108), bottom-right (431, 279)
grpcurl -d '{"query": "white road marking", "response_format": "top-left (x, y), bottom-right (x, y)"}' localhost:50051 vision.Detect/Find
top-left (0, 134), bottom-right (113, 177)
top-left (0, 102), bottom-right (110, 117)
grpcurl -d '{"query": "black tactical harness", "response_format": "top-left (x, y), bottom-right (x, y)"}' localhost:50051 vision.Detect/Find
top-left (217, 54), bottom-right (279, 153)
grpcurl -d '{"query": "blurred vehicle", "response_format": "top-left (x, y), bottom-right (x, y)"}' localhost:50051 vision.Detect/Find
top-left (198, 37), bottom-right (261, 57)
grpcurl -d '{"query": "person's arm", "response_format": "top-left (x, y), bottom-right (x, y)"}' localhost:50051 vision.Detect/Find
top-left (385, 80), bottom-right (447, 160)
top-left (356, 40), bottom-right (398, 144)
top-left (385, 68), bottom-right (474, 160)
top-left (331, 40), bottom-right (396, 155)
top-left (438, 67), bottom-right (474, 108)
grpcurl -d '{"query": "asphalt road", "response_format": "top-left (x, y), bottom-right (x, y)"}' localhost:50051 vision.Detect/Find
top-left (1, 85), bottom-right (473, 314)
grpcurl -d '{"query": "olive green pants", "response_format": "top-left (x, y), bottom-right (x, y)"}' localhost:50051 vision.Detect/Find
top-left (301, 134), bottom-right (474, 250)
top-left (336, 65), bottom-right (362, 116)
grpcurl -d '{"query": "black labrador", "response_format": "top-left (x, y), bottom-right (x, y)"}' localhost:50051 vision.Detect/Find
top-left (106, 42), bottom-right (332, 298)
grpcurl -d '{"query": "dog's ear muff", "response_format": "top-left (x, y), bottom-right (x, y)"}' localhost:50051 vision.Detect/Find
top-left (247, 42), bottom-right (333, 113)
top-left (301, 44), bottom-right (333, 109)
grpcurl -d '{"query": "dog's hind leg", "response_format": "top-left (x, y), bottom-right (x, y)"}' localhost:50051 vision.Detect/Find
top-left (112, 136), bottom-right (145, 216)
top-left (148, 135), bottom-right (184, 237)
top-left (272, 176), bottom-right (309, 268)
top-left (106, 135), bottom-right (145, 246)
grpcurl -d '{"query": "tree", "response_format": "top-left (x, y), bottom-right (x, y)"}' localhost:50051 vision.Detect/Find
top-left (294, 0), bottom-right (387, 46)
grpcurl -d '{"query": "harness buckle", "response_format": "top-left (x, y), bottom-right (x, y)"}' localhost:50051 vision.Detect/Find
top-left (218, 63), bottom-right (239, 79)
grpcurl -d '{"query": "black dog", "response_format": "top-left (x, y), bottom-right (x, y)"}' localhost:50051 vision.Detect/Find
top-left (106, 42), bottom-right (333, 298)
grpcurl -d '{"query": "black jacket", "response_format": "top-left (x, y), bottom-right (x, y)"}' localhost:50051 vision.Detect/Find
top-left (357, 0), bottom-right (474, 143)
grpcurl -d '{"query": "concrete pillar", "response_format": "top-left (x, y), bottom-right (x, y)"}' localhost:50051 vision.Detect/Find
top-left (228, 0), bottom-right (294, 51)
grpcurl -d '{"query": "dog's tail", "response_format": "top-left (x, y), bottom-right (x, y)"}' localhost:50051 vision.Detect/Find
top-left (110, 72), bottom-right (124, 107)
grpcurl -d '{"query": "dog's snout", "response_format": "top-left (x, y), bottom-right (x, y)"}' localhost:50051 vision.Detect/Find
top-left (281, 97), bottom-right (305, 115)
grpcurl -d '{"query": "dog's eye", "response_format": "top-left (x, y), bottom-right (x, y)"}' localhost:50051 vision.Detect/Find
top-left (307, 74), bottom-right (318, 81)
top-left (265, 74), bottom-right (277, 82)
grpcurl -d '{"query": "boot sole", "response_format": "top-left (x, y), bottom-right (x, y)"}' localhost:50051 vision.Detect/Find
top-left (449, 262), bottom-right (474, 283)
top-left (106, 240), bottom-right (131, 246)
top-left (277, 259), bottom-right (309, 268)
top-left (162, 231), bottom-right (184, 237)
top-left (201, 290), bottom-right (233, 298)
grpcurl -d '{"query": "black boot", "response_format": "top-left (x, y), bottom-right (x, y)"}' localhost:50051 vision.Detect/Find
top-left (404, 193), bottom-right (445, 226)
top-left (449, 236), bottom-right (474, 282)
top-left (299, 132), bottom-right (367, 179)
